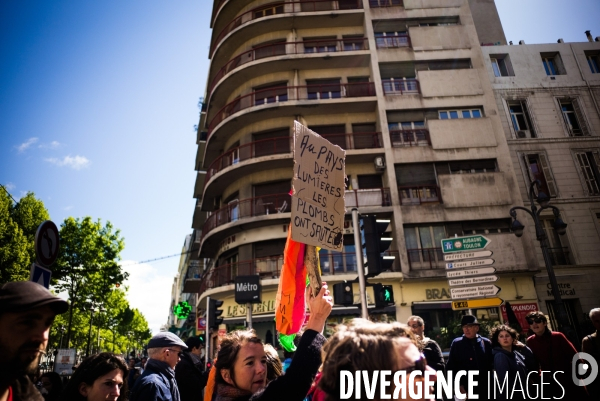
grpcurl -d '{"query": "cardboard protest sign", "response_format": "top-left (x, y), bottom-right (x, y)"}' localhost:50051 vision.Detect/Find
top-left (291, 121), bottom-right (346, 252)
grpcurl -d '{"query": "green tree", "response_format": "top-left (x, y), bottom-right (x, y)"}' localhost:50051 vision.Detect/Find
top-left (0, 189), bottom-right (50, 282)
top-left (53, 217), bottom-right (127, 348)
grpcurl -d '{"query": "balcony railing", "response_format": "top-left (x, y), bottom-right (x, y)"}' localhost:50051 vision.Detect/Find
top-left (407, 247), bottom-right (445, 270)
top-left (211, 0), bottom-right (363, 56)
top-left (382, 79), bottom-right (420, 95)
top-left (322, 132), bottom-right (383, 150)
top-left (198, 255), bottom-right (285, 293)
top-left (345, 188), bottom-right (392, 207)
top-left (202, 193), bottom-right (291, 239)
top-left (209, 38), bottom-right (369, 96)
top-left (548, 247), bottom-right (571, 265)
top-left (208, 82), bottom-right (376, 134)
top-left (375, 34), bottom-right (411, 49)
top-left (201, 188), bottom-right (392, 242)
top-left (320, 250), bottom-right (400, 274)
top-left (389, 129), bottom-right (431, 147)
top-left (398, 185), bottom-right (441, 205)
top-left (369, 0), bottom-right (403, 7)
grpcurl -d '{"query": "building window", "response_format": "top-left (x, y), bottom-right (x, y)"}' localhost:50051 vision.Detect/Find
top-left (404, 225), bottom-right (446, 270)
top-left (541, 218), bottom-right (571, 265)
top-left (303, 37), bottom-right (337, 53)
top-left (375, 31), bottom-right (409, 48)
top-left (490, 54), bottom-right (513, 77)
top-left (541, 52), bottom-right (565, 75)
top-left (439, 109), bottom-right (482, 119)
top-left (253, 4), bottom-right (284, 19)
top-left (435, 159), bottom-right (497, 174)
top-left (306, 78), bottom-right (342, 99)
top-left (395, 163), bottom-right (440, 205)
top-left (574, 150), bottom-right (600, 196)
top-left (521, 153), bottom-right (557, 197)
top-left (342, 35), bottom-right (365, 51)
top-left (585, 51), bottom-right (600, 73)
top-left (558, 99), bottom-right (590, 136)
top-left (369, 0), bottom-right (403, 7)
top-left (253, 82), bottom-right (288, 105)
top-left (507, 100), bottom-right (536, 138)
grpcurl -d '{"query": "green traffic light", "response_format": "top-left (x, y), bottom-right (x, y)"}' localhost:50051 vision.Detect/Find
top-left (384, 288), bottom-right (391, 302)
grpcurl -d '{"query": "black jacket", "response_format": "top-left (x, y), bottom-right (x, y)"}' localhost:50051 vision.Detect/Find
top-left (423, 338), bottom-right (445, 372)
top-left (175, 352), bottom-right (209, 401)
top-left (446, 334), bottom-right (493, 398)
top-left (216, 329), bottom-right (325, 401)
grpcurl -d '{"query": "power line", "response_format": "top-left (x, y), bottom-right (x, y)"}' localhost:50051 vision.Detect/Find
top-left (0, 184), bottom-right (18, 204)
top-left (120, 249), bottom-right (195, 266)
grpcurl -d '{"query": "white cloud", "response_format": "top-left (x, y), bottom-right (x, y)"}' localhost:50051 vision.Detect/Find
top-left (39, 141), bottom-right (61, 149)
top-left (16, 137), bottom-right (39, 153)
top-left (4, 182), bottom-right (15, 191)
top-left (121, 261), bottom-right (174, 334)
top-left (63, 205), bottom-right (73, 211)
top-left (44, 155), bottom-right (91, 170)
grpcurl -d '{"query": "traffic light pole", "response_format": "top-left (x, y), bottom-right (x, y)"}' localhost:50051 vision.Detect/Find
top-left (352, 208), bottom-right (368, 319)
top-left (205, 296), bottom-right (210, 369)
top-left (246, 303), bottom-right (253, 329)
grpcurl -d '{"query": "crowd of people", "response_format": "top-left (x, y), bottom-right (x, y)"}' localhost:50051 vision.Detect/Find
top-left (1, 280), bottom-right (598, 401)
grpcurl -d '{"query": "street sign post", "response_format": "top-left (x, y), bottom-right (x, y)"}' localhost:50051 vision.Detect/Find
top-left (444, 250), bottom-right (493, 261)
top-left (35, 220), bottom-right (60, 267)
top-left (452, 297), bottom-right (504, 310)
top-left (450, 284), bottom-right (501, 300)
top-left (446, 259), bottom-right (494, 269)
top-left (446, 266), bottom-right (496, 278)
top-left (441, 235), bottom-right (490, 253)
top-left (29, 263), bottom-right (52, 289)
top-left (448, 275), bottom-right (499, 287)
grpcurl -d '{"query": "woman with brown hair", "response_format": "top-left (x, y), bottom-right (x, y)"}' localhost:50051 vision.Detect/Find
top-left (490, 324), bottom-right (537, 400)
top-left (206, 283), bottom-right (332, 401)
top-left (59, 352), bottom-right (128, 401)
top-left (318, 319), bottom-right (432, 401)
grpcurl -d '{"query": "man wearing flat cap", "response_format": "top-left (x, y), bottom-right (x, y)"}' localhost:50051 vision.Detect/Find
top-left (0, 281), bottom-right (69, 401)
top-left (130, 331), bottom-right (188, 401)
top-left (446, 315), bottom-right (493, 399)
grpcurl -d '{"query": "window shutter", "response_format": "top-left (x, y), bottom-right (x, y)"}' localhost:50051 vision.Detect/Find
top-left (538, 153), bottom-right (557, 197)
top-left (572, 99), bottom-right (591, 136)
top-left (521, 153), bottom-right (535, 184)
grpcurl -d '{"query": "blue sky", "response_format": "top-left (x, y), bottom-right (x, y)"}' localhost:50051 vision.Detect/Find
top-left (1, 0), bottom-right (598, 333)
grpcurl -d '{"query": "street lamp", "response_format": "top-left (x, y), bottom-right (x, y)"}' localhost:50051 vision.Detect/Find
top-left (509, 179), bottom-right (573, 339)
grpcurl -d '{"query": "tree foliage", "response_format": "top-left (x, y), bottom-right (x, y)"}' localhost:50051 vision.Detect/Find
top-left (53, 217), bottom-right (128, 347)
top-left (0, 190), bottom-right (50, 282)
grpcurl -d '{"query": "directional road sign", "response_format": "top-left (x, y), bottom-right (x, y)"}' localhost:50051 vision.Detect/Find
top-left (446, 259), bottom-right (494, 269)
top-left (29, 263), bottom-right (52, 289)
top-left (450, 284), bottom-right (501, 300)
top-left (441, 235), bottom-right (491, 254)
top-left (35, 221), bottom-right (60, 267)
top-left (448, 275), bottom-right (499, 287)
top-left (452, 297), bottom-right (504, 310)
top-left (446, 266), bottom-right (497, 278)
top-left (444, 250), bottom-right (493, 261)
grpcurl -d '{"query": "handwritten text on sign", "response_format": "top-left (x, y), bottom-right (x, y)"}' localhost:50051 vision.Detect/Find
top-left (291, 121), bottom-right (346, 251)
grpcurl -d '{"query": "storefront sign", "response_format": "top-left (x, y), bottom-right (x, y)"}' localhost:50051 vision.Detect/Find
top-left (501, 303), bottom-right (538, 333)
top-left (226, 300), bottom-right (276, 317)
top-left (425, 288), bottom-right (451, 300)
top-left (546, 282), bottom-right (576, 296)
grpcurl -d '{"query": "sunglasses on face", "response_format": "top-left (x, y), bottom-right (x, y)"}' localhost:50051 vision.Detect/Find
top-left (404, 354), bottom-right (428, 374)
top-left (409, 324), bottom-right (422, 329)
top-left (526, 318), bottom-right (544, 324)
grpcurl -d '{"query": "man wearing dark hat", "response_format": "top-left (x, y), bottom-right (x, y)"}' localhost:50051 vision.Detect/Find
top-left (175, 336), bottom-right (209, 401)
top-left (0, 281), bottom-right (69, 401)
top-left (446, 315), bottom-right (493, 399)
top-left (130, 331), bottom-right (188, 401)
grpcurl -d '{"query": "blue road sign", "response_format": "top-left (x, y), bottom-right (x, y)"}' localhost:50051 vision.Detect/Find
top-left (29, 263), bottom-right (52, 289)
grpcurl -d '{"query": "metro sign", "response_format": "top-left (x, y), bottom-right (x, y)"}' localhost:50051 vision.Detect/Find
top-left (441, 235), bottom-right (491, 254)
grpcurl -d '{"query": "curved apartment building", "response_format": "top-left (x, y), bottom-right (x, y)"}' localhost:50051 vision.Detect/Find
top-left (184, 0), bottom-right (546, 349)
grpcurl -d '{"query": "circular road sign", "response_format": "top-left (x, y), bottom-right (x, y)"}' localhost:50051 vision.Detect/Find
top-left (35, 220), bottom-right (60, 267)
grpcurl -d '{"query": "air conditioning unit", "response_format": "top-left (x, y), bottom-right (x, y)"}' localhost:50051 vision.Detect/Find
top-left (374, 156), bottom-right (386, 170)
top-left (516, 130), bottom-right (531, 138)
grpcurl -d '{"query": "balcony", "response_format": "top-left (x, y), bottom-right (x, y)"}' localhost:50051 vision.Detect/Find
top-left (208, 82), bottom-right (376, 135)
top-left (389, 129), bottom-right (431, 147)
top-left (209, 37), bottom-right (369, 97)
top-left (381, 79), bottom-right (420, 95)
top-left (345, 188), bottom-right (392, 208)
top-left (211, 0), bottom-right (363, 57)
top-left (375, 34), bottom-right (411, 49)
top-left (398, 185), bottom-right (441, 205)
top-left (407, 247), bottom-right (444, 270)
top-left (369, 0), bottom-right (403, 7)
